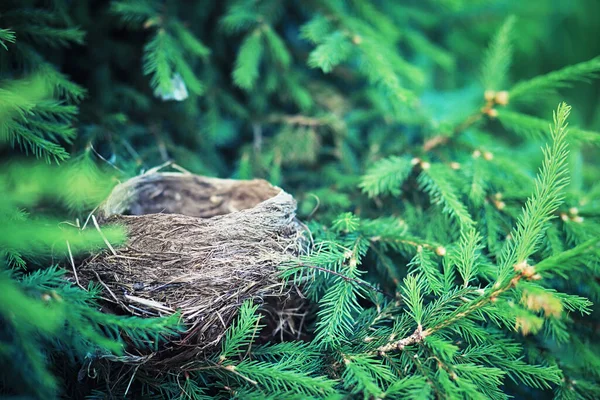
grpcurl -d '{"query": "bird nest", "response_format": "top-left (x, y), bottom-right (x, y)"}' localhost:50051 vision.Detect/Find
top-left (74, 170), bottom-right (309, 368)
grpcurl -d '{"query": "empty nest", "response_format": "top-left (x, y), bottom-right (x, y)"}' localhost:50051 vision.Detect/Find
top-left (75, 170), bottom-right (309, 367)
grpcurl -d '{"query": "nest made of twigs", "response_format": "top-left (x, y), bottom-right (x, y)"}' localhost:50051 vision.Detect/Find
top-left (75, 170), bottom-right (308, 367)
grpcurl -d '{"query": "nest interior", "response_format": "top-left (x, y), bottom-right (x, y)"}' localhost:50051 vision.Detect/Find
top-left (76, 172), bottom-right (307, 365)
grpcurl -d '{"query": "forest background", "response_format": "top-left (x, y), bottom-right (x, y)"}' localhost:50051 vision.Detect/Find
top-left (1, 0), bottom-right (600, 399)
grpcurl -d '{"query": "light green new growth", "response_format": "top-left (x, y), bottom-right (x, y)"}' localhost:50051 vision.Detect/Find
top-left (234, 31), bottom-right (264, 90)
top-left (263, 26), bottom-right (291, 68)
top-left (0, 75), bottom-right (76, 162)
top-left (454, 228), bottom-right (483, 287)
top-left (498, 102), bottom-right (571, 279)
top-left (218, 302), bottom-right (338, 396)
top-left (313, 234), bottom-right (368, 348)
top-left (0, 28), bottom-right (16, 50)
top-left (172, 21), bottom-right (211, 59)
top-left (342, 353), bottom-right (395, 398)
top-left (408, 247), bottom-right (444, 295)
top-left (113, 2), bottom-right (207, 97)
top-left (307, 32), bottom-right (352, 73)
top-left (481, 16), bottom-right (515, 91)
top-left (359, 156), bottom-right (414, 197)
top-left (299, 15), bottom-right (333, 44)
top-left (402, 274), bottom-right (426, 325)
top-left (418, 163), bottom-right (474, 226)
top-left (143, 30), bottom-right (176, 94)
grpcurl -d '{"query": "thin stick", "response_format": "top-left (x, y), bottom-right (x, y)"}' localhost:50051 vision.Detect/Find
top-left (306, 193), bottom-right (320, 219)
top-left (266, 114), bottom-right (328, 127)
top-left (92, 214), bottom-right (117, 256)
top-left (170, 163), bottom-right (192, 174)
top-left (93, 270), bottom-right (120, 303)
top-left (222, 365), bottom-right (258, 386)
top-left (216, 312), bottom-right (227, 330)
top-left (124, 294), bottom-right (174, 312)
top-left (90, 144), bottom-right (124, 173)
top-left (82, 205), bottom-right (99, 230)
top-left (66, 240), bottom-right (85, 290)
top-left (124, 364), bottom-right (141, 397)
top-left (144, 160), bottom-right (173, 175)
top-left (423, 111), bottom-right (483, 152)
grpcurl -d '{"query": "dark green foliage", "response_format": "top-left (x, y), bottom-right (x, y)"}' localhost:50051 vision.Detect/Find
top-left (2, 0), bottom-right (600, 399)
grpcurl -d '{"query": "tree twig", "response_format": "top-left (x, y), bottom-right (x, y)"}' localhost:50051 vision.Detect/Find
top-left (297, 263), bottom-right (394, 298)
top-left (376, 267), bottom-right (530, 354)
top-left (423, 111), bottom-right (484, 152)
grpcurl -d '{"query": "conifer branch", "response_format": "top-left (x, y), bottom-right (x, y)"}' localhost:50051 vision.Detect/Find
top-left (498, 102), bottom-right (571, 279)
top-left (296, 262), bottom-right (392, 298)
top-left (418, 163), bottom-right (474, 226)
top-left (233, 30), bottom-right (264, 90)
top-left (480, 16), bottom-right (515, 91)
top-left (510, 56), bottom-right (600, 103)
top-left (378, 103), bottom-right (573, 356)
top-left (2, 2), bottom-right (599, 398)
top-left (0, 28), bottom-right (16, 50)
top-left (422, 111), bottom-right (484, 152)
top-left (359, 156), bottom-right (414, 197)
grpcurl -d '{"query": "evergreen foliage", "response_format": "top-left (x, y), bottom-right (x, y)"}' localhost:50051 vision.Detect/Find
top-left (1, 0), bottom-right (600, 399)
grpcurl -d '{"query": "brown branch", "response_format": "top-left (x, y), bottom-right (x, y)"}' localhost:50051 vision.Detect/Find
top-left (422, 135), bottom-right (449, 152)
top-left (423, 89), bottom-right (510, 153)
top-left (376, 324), bottom-right (427, 353)
top-left (370, 236), bottom-right (444, 255)
top-left (423, 112), bottom-right (484, 152)
top-left (266, 114), bottom-right (329, 127)
top-left (376, 265), bottom-right (534, 354)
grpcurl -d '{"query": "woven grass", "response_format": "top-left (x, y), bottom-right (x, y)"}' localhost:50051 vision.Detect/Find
top-left (75, 171), bottom-right (308, 367)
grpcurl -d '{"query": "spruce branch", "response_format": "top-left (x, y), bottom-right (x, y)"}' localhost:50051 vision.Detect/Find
top-left (510, 56), bottom-right (600, 103)
top-left (172, 21), bottom-right (210, 59)
top-left (263, 25), bottom-right (291, 68)
top-left (0, 28), bottom-right (16, 50)
top-left (220, 301), bottom-right (264, 360)
top-left (220, 2), bottom-right (261, 33)
top-left (110, 0), bottom-right (160, 26)
top-left (418, 163), bottom-right (474, 226)
top-left (233, 30), bottom-right (264, 90)
top-left (498, 102), bottom-right (571, 280)
top-left (341, 353), bottom-right (395, 397)
top-left (359, 156), bottom-right (414, 198)
top-left (408, 247), bottom-right (444, 295)
top-left (300, 15), bottom-right (334, 44)
top-left (453, 227), bottom-right (484, 288)
top-left (480, 16), bottom-right (515, 91)
top-left (422, 110), bottom-right (484, 152)
top-left (15, 25), bottom-right (85, 47)
top-left (228, 359), bottom-right (338, 396)
top-left (377, 103), bottom-right (573, 355)
top-left (497, 109), bottom-right (600, 146)
top-left (143, 29), bottom-right (176, 94)
top-left (535, 237), bottom-right (600, 276)
top-left (423, 16), bottom-right (518, 153)
top-left (294, 262), bottom-right (392, 298)
top-left (0, 75), bottom-right (79, 162)
top-left (2, 2), bottom-right (599, 398)
top-left (307, 31), bottom-right (352, 73)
